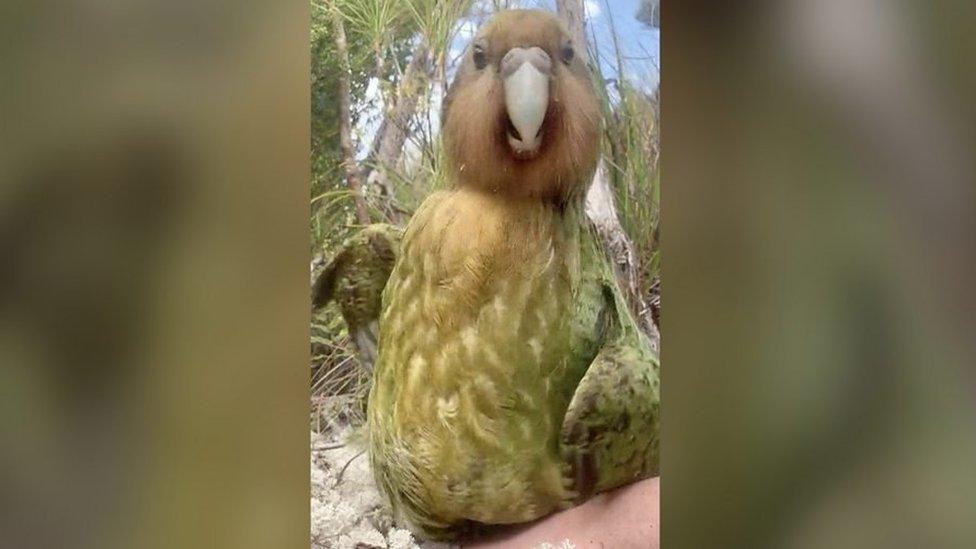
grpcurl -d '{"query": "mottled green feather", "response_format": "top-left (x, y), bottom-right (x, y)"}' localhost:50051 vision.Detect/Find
top-left (365, 189), bottom-right (659, 539)
top-left (312, 224), bottom-right (401, 367)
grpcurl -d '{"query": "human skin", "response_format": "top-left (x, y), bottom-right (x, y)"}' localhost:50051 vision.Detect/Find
top-left (464, 477), bottom-right (660, 548)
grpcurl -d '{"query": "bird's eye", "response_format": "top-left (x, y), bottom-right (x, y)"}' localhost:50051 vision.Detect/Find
top-left (473, 46), bottom-right (487, 69)
top-left (561, 44), bottom-right (575, 64)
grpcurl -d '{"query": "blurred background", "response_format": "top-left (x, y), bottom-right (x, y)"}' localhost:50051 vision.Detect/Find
top-left (2, 0), bottom-right (975, 548)
top-left (1, 2), bottom-right (310, 548)
top-left (664, 1), bottom-right (976, 547)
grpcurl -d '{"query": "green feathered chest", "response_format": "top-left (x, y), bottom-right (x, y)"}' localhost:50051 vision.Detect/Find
top-left (368, 190), bottom-right (608, 532)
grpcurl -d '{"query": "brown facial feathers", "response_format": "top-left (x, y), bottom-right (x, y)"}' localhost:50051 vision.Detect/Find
top-left (442, 10), bottom-right (602, 203)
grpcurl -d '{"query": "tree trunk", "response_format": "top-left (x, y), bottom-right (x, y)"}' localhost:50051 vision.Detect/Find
top-left (361, 42), bottom-right (432, 224)
top-left (329, 6), bottom-right (371, 225)
top-left (556, 0), bottom-right (659, 350)
top-left (556, 0), bottom-right (589, 59)
top-left (636, 0), bottom-right (661, 28)
top-left (586, 161), bottom-right (660, 351)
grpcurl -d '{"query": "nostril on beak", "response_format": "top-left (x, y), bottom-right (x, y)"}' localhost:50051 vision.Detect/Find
top-left (501, 47), bottom-right (552, 78)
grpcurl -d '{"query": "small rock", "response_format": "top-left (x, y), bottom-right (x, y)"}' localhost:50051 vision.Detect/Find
top-left (387, 528), bottom-right (418, 549)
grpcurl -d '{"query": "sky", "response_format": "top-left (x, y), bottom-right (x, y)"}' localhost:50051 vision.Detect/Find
top-left (588, 0), bottom-right (660, 90)
top-left (554, 0), bottom-right (659, 90)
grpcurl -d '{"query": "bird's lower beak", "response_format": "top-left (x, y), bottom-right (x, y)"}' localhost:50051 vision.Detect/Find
top-left (502, 47), bottom-right (552, 156)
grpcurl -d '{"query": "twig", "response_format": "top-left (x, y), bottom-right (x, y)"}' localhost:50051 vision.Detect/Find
top-left (333, 449), bottom-right (366, 488)
top-left (312, 442), bottom-right (346, 452)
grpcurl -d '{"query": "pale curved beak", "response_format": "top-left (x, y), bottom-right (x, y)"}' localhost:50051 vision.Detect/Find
top-left (501, 46), bottom-right (552, 155)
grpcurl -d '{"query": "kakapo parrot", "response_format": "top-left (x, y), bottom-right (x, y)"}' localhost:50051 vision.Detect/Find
top-left (332, 9), bottom-right (660, 540)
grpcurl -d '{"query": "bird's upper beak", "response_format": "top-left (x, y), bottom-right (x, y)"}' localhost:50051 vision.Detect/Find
top-left (501, 46), bottom-right (552, 157)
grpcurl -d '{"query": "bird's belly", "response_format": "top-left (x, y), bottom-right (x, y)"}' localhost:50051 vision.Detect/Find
top-left (385, 278), bottom-right (582, 524)
top-left (378, 283), bottom-right (590, 526)
top-left (368, 191), bottom-right (605, 530)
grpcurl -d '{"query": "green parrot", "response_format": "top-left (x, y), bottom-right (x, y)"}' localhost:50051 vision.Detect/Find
top-left (328, 10), bottom-right (660, 540)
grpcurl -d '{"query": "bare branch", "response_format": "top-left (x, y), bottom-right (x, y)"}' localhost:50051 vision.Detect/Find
top-left (329, 4), bottom-right (371, 225)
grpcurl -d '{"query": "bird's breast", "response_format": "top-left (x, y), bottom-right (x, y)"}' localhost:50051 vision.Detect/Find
top-left (369, 190), bottom-right (602, 525)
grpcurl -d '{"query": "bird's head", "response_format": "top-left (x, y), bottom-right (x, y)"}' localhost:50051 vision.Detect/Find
top-left (442, 10), bottom-right (602, 202)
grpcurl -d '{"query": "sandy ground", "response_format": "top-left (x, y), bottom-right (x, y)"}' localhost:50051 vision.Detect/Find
top-left (311, 429), bottom-right (458, 549)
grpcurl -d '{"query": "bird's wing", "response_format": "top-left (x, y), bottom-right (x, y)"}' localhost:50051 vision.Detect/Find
top-left (559, 283), bottom-right (660, 500)
top-left (311, 249), bottom-right (344, 310)
top-left (312, 223), bottom-right (402, 368)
